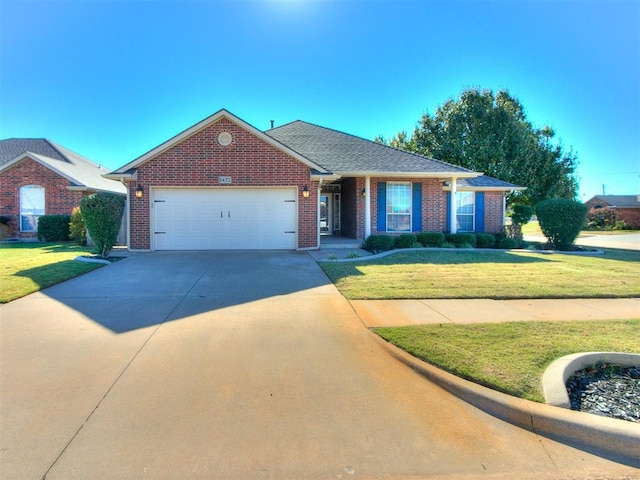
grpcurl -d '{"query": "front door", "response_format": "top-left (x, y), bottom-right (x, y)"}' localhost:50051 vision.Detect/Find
top-left (320, 194), bottom-right (331, 235)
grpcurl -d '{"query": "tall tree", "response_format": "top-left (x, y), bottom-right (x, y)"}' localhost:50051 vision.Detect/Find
top-left (381, 89), bottom-right (578, 205)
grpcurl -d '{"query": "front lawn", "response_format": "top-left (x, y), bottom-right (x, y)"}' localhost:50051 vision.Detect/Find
top-left (374, 319), bottom-right (640, 402)
top-left (0, 243), bottom-right (103, 303)
top-left (320, 250), bottom-right (640, 299)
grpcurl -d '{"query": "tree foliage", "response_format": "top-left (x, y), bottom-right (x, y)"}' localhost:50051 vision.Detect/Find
top-left (380, 88), bottom-right (579, 205)
top-left (80, 192), bottom-right (124, 258)
top-left (536, 198), bottom-right (587, 251)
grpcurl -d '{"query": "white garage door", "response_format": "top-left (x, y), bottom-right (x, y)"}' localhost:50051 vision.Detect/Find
top-left (153, 188), bottom-right (297, 250)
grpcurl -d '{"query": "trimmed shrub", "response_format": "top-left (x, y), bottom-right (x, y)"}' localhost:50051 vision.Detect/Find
top-left (445, 233), bottom-right (476, 248)
top-left (363, 234), bottom-right (395, 253)
top-left (499, 237), bottom-right (518, 249)
top-left (394, 233), bottom-right (417, 249)
top-left (37, 215), bottom-right (71, 242)
top-left (69, 207), bottom-right (87, 246)
top-left (506, 204), bottom-right (534, 246)
top-left (536, 198), bottom-right (588, 251)
top-left (475, 233), bottom-right (496, 249)
top-left (80, 192), bottom-right (125, 258)
top-left (417, 232), bottom-right (445, 247)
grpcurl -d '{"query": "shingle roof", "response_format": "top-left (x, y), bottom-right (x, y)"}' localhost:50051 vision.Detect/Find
top-left (266, 121), bottom-right (476, 176)
top-left (587, 195), bottom-right (640, 208)
top-left (455, 175), bottom-right (525, 190)
top-left (0, 138), bottom-right (126, 194)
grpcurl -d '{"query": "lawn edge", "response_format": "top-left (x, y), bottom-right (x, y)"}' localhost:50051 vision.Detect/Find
top-left (371, 331), bottom-right (640, 468)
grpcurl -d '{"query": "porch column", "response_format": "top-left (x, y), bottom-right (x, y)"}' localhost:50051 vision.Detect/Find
top-left (364, 176), bottom-right (371, 238)
top-left (450, 177), bottom-right (457, 234)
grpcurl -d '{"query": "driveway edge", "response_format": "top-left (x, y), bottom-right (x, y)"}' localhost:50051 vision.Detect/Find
top-left (372, 333), bottom-right (640, 468)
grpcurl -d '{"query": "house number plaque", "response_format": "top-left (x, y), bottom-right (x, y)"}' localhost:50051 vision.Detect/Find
top-left (218, 176), bottom-right (232, 184)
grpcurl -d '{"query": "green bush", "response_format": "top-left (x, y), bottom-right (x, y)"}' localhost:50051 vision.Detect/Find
top-left (69, 207), bottom-right (87, 246)
top-left (80, 192), bottom-right (125, 258)
top-left (445, 233), bottom-right (476, 248)
top-left (536, 198), bottom-right (588, 251)
top-left (417, 232), bottom-right (445, 247)
top-left (363, 234), bottom-right (395, 253)
top-left (475, 233), bottom-right (496, 248)
top-left (499, 237), bottom-right (518, 249)
top-left (37, 215), bottom-right (71, 242)
top-left (394, 233), bottom-right (417, 249)
top-left (584, 209), bottom-right (617, 231)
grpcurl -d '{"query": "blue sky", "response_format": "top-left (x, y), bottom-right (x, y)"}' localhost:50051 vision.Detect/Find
top-left (1, 0), bottom-right (638, 200)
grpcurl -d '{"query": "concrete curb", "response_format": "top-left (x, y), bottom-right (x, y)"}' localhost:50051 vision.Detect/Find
top-left (372, 333), bottom-right (640, 467)
top-left (318, 246), bottom-right (604, 263)
top-left (543, 352), bottom-right (640, 408)
top-left (74, 256), bottom-right (111, 265)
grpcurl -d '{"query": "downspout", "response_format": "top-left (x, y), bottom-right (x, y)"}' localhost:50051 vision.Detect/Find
top-left (364, 176), bottom-right (371, 238)
top-left (450, 177), bottom-right (457, 234)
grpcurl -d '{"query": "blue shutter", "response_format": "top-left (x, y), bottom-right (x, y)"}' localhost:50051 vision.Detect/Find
top-left (377, 182), bottom-right (386, 232)
top-left (475, 192), bottom-right (485, 232)
top-left (412, 183), bottom-right (422, 232)
top-left (446, 192), bottom-right (451, 233)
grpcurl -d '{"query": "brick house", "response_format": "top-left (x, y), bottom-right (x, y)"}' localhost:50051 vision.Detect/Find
top-left (0, 139), bottom-right (127, 239)
top-left (585, 195), bottom-right (640, 229)
top-left (106, 109), bottom-right (524, 251)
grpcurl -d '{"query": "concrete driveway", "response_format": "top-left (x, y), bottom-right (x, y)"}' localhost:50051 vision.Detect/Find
top-left (0, 252), bottom-right (636, 479)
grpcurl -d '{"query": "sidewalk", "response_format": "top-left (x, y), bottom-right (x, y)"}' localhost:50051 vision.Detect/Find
top-left (351, 298), bottom-right (640, 328)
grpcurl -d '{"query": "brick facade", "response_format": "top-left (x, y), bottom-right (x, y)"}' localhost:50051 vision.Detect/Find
top-left (129, 117), bottom-right (318, 250)
top-left (483, 191), bottom-right (505, 234)
top-left (0, 157), bottom-right (85, 238)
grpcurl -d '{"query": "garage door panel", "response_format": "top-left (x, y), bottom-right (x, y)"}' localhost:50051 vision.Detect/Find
top-left (153, 188), bottom-right (297, 250)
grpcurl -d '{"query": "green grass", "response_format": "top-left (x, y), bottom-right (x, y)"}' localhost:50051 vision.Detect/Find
top-left (374, 319), bottom-right (640, 402)
top-left (521, 220), bottom-right (639, 237)
top-left (0, 242), bottom-right (103, 303)
top-left (320, 250), bottom-right (640, 299)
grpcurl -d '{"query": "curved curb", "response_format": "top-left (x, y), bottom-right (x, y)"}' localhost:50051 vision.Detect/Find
top-left (74, 256), bottom-right (111, 265)
top-left (543, 352), bottom-right (640, 408)
top-left (372, 334), bottom-right (640, 467)
top-left (318, 246), bottom-right (604, 263)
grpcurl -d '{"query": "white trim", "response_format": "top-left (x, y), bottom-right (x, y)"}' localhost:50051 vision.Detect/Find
top-left (450, 178), bottom-right (457, 234)
top-left (109, 109), bottom-right (329, 175)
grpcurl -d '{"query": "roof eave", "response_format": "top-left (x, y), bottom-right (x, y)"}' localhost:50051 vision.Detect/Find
top-left (443, 186), bottom-right (527, 192)
top-left (333, 171), bottom-right (481, 179)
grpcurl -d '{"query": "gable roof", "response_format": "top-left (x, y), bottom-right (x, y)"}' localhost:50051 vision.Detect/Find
top-left (0, 138), bottom-right (126, 194)
top-left (586, 195), bottom-right (640, 208)
top-left (266, 120), bottom-right (479, 178)
top-left (107, 109), bottom-right (329, 178)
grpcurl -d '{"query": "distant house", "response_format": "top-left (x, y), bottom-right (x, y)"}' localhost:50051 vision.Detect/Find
top-left (0, 139), bottom-right (126, 239)
top-left (585, 195), bottom-right (640, 229)
top-left (106, 109), bottom-right (525, 251)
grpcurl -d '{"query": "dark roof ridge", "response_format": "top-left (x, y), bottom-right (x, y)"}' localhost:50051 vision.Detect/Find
top-left (268, 119), bottom-right (475, 174)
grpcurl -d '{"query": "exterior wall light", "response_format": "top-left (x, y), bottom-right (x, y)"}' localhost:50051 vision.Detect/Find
top-left (362, 188), bottom-right (366, 197)
top-left (302, 186), bottom-right (310, 198)
top-left (135, 184), bottom-right (144, 198)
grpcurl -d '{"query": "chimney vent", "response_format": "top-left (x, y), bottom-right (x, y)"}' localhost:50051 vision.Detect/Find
top-left (270, 120), bottom-right (274, 129)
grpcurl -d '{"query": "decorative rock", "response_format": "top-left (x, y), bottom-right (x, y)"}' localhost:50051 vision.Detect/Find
top-left (566, 364), bottom-right (640, 423)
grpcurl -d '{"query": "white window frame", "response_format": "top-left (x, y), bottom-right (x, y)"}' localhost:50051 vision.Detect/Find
top-left (456, 191), bottom-right (475, 232)
top-left (19, 185), bottom-right (45, 232)
top-left (386, 182), bottom-right (412, 232)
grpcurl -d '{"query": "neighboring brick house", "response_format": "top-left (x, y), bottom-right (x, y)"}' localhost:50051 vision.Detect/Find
top-left (0, 139), bottom-right (126, 239)
top-left (106, 109), bottom-right (524, 251)
top-left (585, 195), bottom-right (640, 228)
